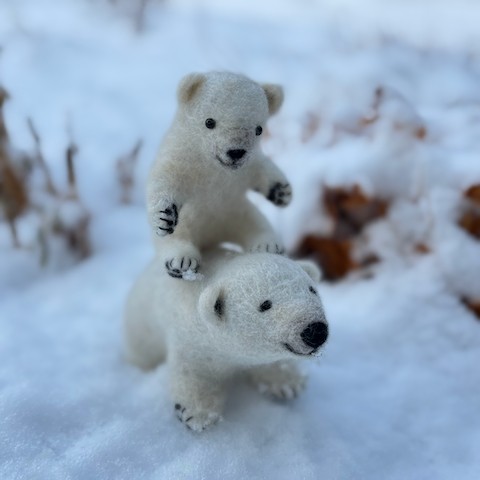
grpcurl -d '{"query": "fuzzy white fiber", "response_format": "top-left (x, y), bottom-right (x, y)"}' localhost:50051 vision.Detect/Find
top-left (146, 71), bottom-right (291, 278)
top-left (1, 0), bottom-right (480, 479)
top-left (124, 248), bottom-right (325, 431)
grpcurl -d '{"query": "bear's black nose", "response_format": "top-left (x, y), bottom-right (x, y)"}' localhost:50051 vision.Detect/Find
top-left (301, 322), bottom-right (328, 349)
top-left (227, 149), bottom-right (246, 161)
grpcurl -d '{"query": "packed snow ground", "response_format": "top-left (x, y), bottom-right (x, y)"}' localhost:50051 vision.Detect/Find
top-left (1, 0), bottom-right (480, 479)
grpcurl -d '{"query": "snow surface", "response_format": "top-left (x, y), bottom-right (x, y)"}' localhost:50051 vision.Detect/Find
top-left (1, 0), bottom-right (480, 479)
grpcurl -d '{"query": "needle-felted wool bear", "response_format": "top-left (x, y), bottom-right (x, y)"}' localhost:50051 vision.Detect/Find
top-left (146, 71), bottom-right (292, 279)
top-left (124, 248), bottom-right (328, 432)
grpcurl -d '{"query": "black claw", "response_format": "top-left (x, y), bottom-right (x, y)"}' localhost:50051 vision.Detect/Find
top-left (185, 416), bottom-right (193, 423)
top-left (159, 217), bottom-right (174, 226)
top-left (158, 203), bottom-right (179, 233)
top-left (165, 261), bottom-right (183, 279)
top-left (167, 270), bottom-right (183, 279)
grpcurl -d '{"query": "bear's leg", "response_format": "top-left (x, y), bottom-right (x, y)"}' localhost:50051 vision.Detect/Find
top-left (225, 202), bottom-right (285, 255)
top-left (169, 357), bottom-right (226, 432)
top-left (154, 237), bottom-right (202, 280)
top-left (124, 315), bottom-right (167, 370)
top-left (249, 360), bottom-right (307, 401)
top-left (124, 284), bottom-right (168, 370)
top-left (126, 343), bottom-right (166, 371)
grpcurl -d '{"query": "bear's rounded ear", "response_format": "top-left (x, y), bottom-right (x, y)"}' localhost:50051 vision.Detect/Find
top-left (198, 283), bottom-right (225, 325)
top-left (297, 260), bottom-right (322, 283)
top-left (261, 83), bottom-right (284, 115)
top-left (177, 73), bottom-right (206, 105)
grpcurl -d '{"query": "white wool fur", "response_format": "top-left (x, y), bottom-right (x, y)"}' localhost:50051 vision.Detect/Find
top-left (146, 71), bottom-right (291, 278)
top-left (124, 248), bottom-right (327, 432)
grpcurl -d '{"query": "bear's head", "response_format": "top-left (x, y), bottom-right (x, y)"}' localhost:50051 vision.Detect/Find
top-left (198, 253), bottom-right (328, 363)
top-left (176, 71), bottom-right (283, 170)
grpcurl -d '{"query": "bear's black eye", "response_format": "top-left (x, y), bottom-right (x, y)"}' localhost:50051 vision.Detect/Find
top-left (259, 300), bottom-right (272, 312)
top-left (309, 286), bottom-right (317, 295)
top-left (205, 118), bottom-right (216, 129)
top-left (255, 126), bottom-right (263, 136)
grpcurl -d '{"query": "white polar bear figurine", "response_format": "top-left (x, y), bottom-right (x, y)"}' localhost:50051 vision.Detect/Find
top-left (124, 248), bottom-right (328, 432)
top-left (146, 71), bottom-right (292, 279)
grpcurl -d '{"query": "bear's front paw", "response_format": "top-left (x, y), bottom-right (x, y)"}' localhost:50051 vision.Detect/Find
top-left (267, 182), bottom-right (292, 207)
top-left (154, 203), bottom-right (179, 236)
top-left (165, 256), bottom-right (201, 280)
top-left (250, 242), bottom-right (285, 255)
top-left (174, 403), bottom-right (222, 432)
top-left (251, 361), bottom-right (307, 401)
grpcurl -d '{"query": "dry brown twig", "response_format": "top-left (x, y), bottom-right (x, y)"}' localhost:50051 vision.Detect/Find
top-left (66, 141), bottom-right (79, 199)
top-left (0, 152), bottom-right (28, 247)
top-left (116, 138), bottom-right (142, 204)
top-left (27, 117), bottom-right (57, 196)
top-left (0, 87), bottom-right (29, 247)
top-left (53, 129), bottom-right (91, 260)
top-left (0, 86), bottom-right (10, 143)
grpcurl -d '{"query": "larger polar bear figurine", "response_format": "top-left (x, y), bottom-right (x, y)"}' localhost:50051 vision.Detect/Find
top-left (147, 71), bottom-right (292, 279)
top-left (124, 248), bottom-right (329, 432)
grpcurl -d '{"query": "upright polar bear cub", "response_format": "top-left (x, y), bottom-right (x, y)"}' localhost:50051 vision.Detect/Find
top-left (124, 248), bottom-right (328, 432)
top-left (147, 71), bottom-right (292, 279)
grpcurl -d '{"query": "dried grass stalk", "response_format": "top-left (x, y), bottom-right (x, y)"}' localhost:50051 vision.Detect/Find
top-left (27, 117), bottom-right (57, 196)
top-left (116, 138), bottom-right (142, 204)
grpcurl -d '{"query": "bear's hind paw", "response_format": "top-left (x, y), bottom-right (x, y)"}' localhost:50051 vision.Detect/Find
top-left (174, 403), bottom-right (222, 432)
top-left (250, 242), bottom-right (285, 255)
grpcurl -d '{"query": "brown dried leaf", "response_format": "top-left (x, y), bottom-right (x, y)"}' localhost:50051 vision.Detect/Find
top-left (414, 243), bottom-right (431, 254)
top-left (323, 184), bottom-right (389, 239)
top-left (415, 126), bottom-right (427, 140)
top-left (461, 297), bottom-right (480, 321)
top-left (465, 185), bottom-right (480, 205)
top-left (458, 209), bottom-right (480, 240)
top-left (294, 235), bottom-right (357, 282)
